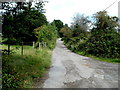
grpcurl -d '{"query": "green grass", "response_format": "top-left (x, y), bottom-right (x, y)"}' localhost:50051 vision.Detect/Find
top-left (2, 44), bottom-right (52, 88)
top-left (76, 51), bottom-right (120, 64)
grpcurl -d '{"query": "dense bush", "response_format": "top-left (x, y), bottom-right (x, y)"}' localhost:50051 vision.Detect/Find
top-left (85, 31), bottom-right (120, 58)
top-left (83, 11), bottom-right (120, 58)
top-left (34, 24), bottom-right (57, 49)
top-left (2, 47), bottom-right (51, 88)
top-left (62, 11), bottom-right (120, 59)
top-left (60, 24), bottom-right (89, 52)
top-left (63, 36), bottom-right (87, 52)
top-left (60, 27), bottom-right (73, 38)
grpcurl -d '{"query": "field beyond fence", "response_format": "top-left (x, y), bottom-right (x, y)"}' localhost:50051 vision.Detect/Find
top-left (1, 42), bottom-right (47, 55)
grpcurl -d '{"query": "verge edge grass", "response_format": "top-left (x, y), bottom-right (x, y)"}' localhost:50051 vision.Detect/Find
top-left (76, 50), bottom-right (120, 64)
top-left (2, 45), bottom-right (52, 88)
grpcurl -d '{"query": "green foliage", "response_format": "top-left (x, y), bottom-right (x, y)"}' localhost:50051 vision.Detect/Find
top-left (92, 11), bottom-right (118, 32)
top-left (2, 45), bottom-right (51, 88)
top-left (61, 14), bottom-right (90, 53)
top-left (71, 13), bottom-right (90, 37)
top-left (51, 20), bottom-right (64, 37)
top-left (85, 31), bottom-right (120, 58)
top-left (64, 37), bottom-right (87, 52)
top-left (62, 11), bottom-right (120, 61)
top-left (2, 1), bottom-right (48, 44)
top-left (34, 24), bottom-right (57, 49)
top-left (84, 11), bottom-right (120, 58)
top-left (2, 10), bottom-right (47, 43)
top-left (60, 27), bottom-right (73, 38)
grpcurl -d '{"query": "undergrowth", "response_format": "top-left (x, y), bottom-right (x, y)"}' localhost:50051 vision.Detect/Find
top-left (2, 45), bottom-right (52, 88)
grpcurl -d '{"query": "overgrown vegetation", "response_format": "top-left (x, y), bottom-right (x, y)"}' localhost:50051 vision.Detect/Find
top-left (1, 1), bottom-right (58, 88)
top-left (51, 20), bottom-right (64, 37)
top-left (2, 45), bottom-right (52, 88)
top-left (76, 50), bottom-right (120, 64)
top-left (85, 31), bottom-right (120, 58)
top-left (2, 0), bottom-right (120, 89)
top-left (61, 11), bottom-right (120, 63)
top-left (34, 24), bottom-right (57, 49)
top-left (84, 11), bottom-right (120, 58)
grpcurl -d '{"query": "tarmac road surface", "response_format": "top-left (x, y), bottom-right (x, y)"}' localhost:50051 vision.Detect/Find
top-left (43, 38), bottom-right (118, 88)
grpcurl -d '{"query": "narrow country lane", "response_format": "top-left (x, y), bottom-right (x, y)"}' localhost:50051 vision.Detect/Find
top-left (43, 38), bottom-right (118, 88)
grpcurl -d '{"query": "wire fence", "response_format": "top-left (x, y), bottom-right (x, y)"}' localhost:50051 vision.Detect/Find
top-left (1, 41), bottom-right (47, 55)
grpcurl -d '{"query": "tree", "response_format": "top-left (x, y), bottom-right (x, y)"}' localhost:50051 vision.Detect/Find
top-left (71, 13), bottom-right (90, 38)
top-left (60, 27), bottom-right (73, 38)
top-left (51, 19), bottom-right (64, 37)
top-left (34, 24), bottom-right (57, 49)
top-left (13, 10), bottom-right (47, 42)
top-left (2, 1), bottom-right (48, 55)
top-left (85, 11), bottom-right (120, 58)
top-left (92, 11), bottom-right (118, 33)
top-left (34, 0), bottom-right (48, 13)
top-left (2, 1), bottom-right (47, 44)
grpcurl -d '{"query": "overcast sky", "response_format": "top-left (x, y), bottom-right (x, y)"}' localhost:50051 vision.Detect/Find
top-left (44, 0), bottom-right (119, 26)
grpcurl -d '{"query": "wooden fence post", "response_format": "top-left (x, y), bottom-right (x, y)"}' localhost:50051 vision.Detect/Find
top-left (21, 42), bottom-right (24, 55)
top-left (33, 41), bottom-right (35, 48)
top-left (39, 42), bottom-right (40, 50)
top-left (8, 44), bottom-right (10, 55)
top-left (44, 42), bottom-right (46, 47)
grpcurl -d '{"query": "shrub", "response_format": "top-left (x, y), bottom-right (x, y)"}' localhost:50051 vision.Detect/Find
top-left (2, 46), bottom-right (51, 88)
top-left (85, 31), bottom-right (120, 58)
top-left (34, 24), bottom-right (57, 49)
top-left (64, 37), bottom-right (87, 52)
top-left (60, 27), bottom-right (73, 38)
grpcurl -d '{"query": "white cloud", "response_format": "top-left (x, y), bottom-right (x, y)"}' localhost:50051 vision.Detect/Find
top-left (44, 0), bottom-right (119, 26)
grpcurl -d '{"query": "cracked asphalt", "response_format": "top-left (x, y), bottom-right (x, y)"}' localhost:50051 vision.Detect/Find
top-left (43, 38), bottom-right (118, 88)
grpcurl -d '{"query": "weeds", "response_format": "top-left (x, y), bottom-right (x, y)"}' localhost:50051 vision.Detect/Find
top-left (2, 45), bottom-right (52, 88)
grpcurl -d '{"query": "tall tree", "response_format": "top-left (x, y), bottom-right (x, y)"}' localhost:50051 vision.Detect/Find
top-left (85, 11), bottom-right (120, 58)
top-left (51, 19), bottom-right (64, 37)
top-left (71, 13), bottom-right (90, 38)
top-left (2, 1), bottom-right (47, 45)
top-left (92, 11), bottom-right (118, 33)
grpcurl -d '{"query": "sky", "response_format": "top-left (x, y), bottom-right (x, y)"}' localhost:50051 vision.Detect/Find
top-left (44, 0), bottom-right (119, 26)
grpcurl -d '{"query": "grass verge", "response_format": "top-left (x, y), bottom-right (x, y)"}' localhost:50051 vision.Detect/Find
top-left (76, 51), bottom-right (120, 64)
top-left (2, 45), bottom-right (52, 88)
